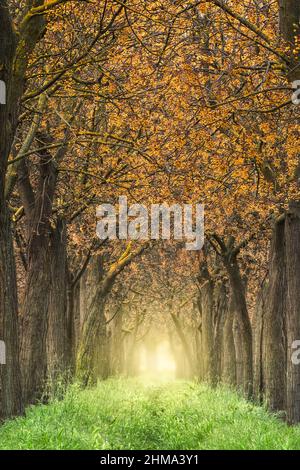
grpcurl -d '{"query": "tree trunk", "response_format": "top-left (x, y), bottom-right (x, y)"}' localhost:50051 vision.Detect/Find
top-left (253, 281), bottom-right (267, 403)
top-left (279, 0), bottom-right (300, 81)
top-left (76, 255), bottom-right (110, 385)
top-left (221, 297), bottom-right (236, 387)
top-left (77, 296), bottom-right (109, 386)
top-left (279, 0), bottom-right (300, 44)
top-left (0, 2), bottom-right (23, 420)
top-left (213, 282), bottom-right (228, 384)
top-left (232, 314), bottom-right (245, 389)
top-left (20, 236), bottom-right (52, 403)
top-left (263, 220), bottom-right (286, 411)
top-left (196, 260), bottom-right (229, 385)
top-left (19, 145), bottom-right (58, 404)
top-left (278, 1), bottom-right (300, 423)
top-left (0, 208), bottom-right (23, 419)
top-left (198, 279), bottom-right (215, 383)
top-left (47, 219), bottom-right (69, 380)
top-left (225, 258), bottom-right (253, 397)
top-left (285, 202), bottom-right (300, 424)
top-left (67, 279), bottom-right (80, 369)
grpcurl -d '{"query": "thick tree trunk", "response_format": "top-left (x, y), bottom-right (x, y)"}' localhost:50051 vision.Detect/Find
top-left (0, 2), bottom-right (23, 420)
top-left (278, 1), bottom-right (300, 423)
top-left (225, 259), bottom-right (253, 397)
top-left (0, 207), bottom-right (23, 419)
top-left (197, 260), bottom-right (228, 385)
top-left (19, 145), bottom-right (58, 404)
top-left (77, 296), bottom-right (109, 385)
top-left (285, 202), bottom-right (300, 424)
top-left (20, 237), bottom-right (52, 403)
top-left (46, 219), bottom-right (69, 380)
top-left (263, 220), bottom-right (286, 411)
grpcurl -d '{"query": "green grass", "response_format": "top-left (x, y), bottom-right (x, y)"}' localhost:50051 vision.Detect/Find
top-left (1, 377), bottom-right (300, 449)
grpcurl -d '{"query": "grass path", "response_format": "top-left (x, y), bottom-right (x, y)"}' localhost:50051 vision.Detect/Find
top-left (1, 378), bottom-right (300, 450)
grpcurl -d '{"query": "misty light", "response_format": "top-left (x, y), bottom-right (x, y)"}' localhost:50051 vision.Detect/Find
top-left (139, 340), bottom-right (176, 379)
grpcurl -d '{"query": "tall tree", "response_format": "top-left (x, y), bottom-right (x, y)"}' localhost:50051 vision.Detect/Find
top-left (0, 0), bottom-right (48, 419)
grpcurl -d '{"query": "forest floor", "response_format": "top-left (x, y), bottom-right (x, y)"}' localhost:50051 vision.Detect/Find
top-left (1, 378), bottom-right (300, 450)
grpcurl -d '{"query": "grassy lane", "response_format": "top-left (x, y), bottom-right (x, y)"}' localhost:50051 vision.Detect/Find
top-left (1, 378), bottom-right (300, 450)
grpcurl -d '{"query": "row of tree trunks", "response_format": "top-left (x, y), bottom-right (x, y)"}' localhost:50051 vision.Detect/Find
top-left (188, 0), bottom-right (300, 419)
top-left (76, 244), bottom-right (148, 383)
top-left (202, 237), bottom-right (253, 397)
top-left (197, 273), bottom-right (232, 387)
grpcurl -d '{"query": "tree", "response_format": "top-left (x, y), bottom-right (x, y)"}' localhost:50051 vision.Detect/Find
top-left (0, 0), bottom-right (48, 419)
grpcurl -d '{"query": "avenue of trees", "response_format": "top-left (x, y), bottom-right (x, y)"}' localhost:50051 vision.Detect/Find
top-left (1, 0), bottom-right (300, 425)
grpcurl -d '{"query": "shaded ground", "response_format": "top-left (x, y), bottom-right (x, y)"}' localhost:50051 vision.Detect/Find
top-left (0, 378), bottom-right (300, 450)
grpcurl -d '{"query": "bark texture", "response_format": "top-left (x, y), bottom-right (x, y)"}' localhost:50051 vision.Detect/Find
top-left (0, 3), bottom-right (23, 419)
top-left (221, 297), bottom-right (236, 387)
top-left (19, 142), bottom-right (58, 404)
top-left (285, 202), bottom-right (300, 423)
top-left (47, 219), bottom-right (70, 379)
top-left (76, 255), bottom-right (109, 385)
top-left (263, 220), bottom-right (286, 411)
